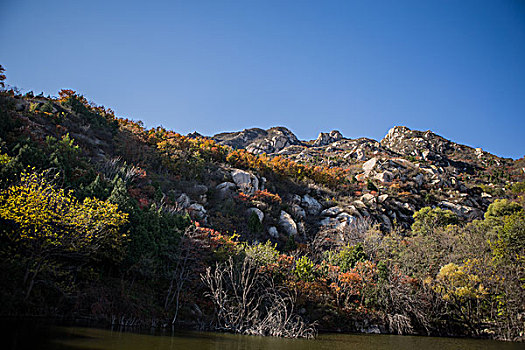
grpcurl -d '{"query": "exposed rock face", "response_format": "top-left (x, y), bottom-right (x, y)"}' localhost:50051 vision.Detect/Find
top-left (378, 194), bottom-right (389, 203)
top-left (302, 195), bottom-right (322, 215)
top-left (337, 212), bottom-right (356, 228)
top-left (231, 169), bottom-right (259, 195)
top-left (279, 211), bottom-right (298, 236)
top-left (277, 145), bottom-right (306, 155)
top-left (188, 203), bottom-right (206, 220)
top-left (380, 125), bottom-right (495, 172)
top-left (313, 130), bottom-right (343, 147)
top-left (362, 158), bottom-right (378, 176)
top-left (213, 128), bottom-right (267, 149)
top-left (186, 131), bottom-right (203, 139)
top-left (223, 129), bottom-right (397, 171)
top-left (241, 119), bottom-right (514, 231)
top-left (354, 148), bottom-right (366, 161)
top-left (320, 212), bottom-right (356, 231)
top-left (214, 127), bottom-right (301, 154)
top-left (290, 204), bottom-right (306, 219)
top-left (361, 193), bottom-right (375, 203)
top-left (321, 206), bottom-right (344, 217)
top-left (475, 148), bottom-right (483, 159)
top-left (382, 126), bottom-right (459, 159)
top-left (439, 201), bottom-right (484, 220)
top-left (374, 171), bottom-right (393, 183)
top-left (188, 184), bottom-right (208, 195)
top-left (414, 174), bottom-right (424, 187)
top-left (268, 226), bottom-right (279, 239)
top-left (216, 182), bottom-right (236, 199)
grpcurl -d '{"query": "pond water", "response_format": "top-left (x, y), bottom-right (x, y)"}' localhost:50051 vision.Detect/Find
top-left (4, 323), bottom-right (524, 350)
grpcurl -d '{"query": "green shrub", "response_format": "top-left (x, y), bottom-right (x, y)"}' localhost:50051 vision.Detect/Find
top-left (29, 102), bottom-right (39, 113)
top-left (496, 212), bottom-right (525, 259)
top-left (326, 243), bottom-right (367, 272)
top-left (294, 256), bottom-right (315, 282)
top-left (411, 207), bottom-right (458, 235)
top-left (284, 235), bottom-right (297, 252)
top-left (509, 182), bottom-right (525, 195)
top-left (485, 199), bottom-right (522, 219)
top-left (247, 210), bottom-right (263, 234)
top-left (244, 241), bottom-right (279, 266)
top-left (40, 101), bottom-right (53, 113)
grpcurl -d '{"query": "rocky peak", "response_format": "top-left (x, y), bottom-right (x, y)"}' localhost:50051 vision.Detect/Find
top-left (313, 130), bottom-right (344, 147)
top-left (213, 128), bottom-right (268, 149)
top-left (213, 126), bottom-right (301, 154)
top-left (187, 131), bottom-right (203, 139)
top-left (382, 126), bottom-right (411, 143)
top-left (379, 125), bottom-right (512, 174)
top-left (382, 126), bottom-right (455, 161)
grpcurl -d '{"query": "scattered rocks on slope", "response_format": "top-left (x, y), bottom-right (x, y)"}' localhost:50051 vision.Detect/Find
top-left (188, 184), bottom-right (208, 196)
top-left (321, 206), bottom-right (344, 217)
top-left (374, 171), bottom-right (393, 183)
top-left (211, 124), bottom-right (519, 234)
top-left (439, 201), bottom-right (484, 220)
top-left (354, 148), bottom-right (366, 161)
top-left (290, 204), bottom-right (306, 219)
top-left (320, 212), bottom-right (356, 231)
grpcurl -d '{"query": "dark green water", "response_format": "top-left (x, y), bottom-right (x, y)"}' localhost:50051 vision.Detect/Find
top-left (4, 324), bottom-right (524, 350)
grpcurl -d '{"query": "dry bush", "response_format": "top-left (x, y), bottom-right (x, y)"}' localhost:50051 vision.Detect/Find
top-left (201, 256), bottom-right (316, 338)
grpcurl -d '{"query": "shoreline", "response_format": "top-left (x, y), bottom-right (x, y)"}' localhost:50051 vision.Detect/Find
top-left (0, 315), bottom-right (521, 343)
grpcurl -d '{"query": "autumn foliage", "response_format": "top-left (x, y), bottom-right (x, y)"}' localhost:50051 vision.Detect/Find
top-left (0, 77), bottom-right (523, 341)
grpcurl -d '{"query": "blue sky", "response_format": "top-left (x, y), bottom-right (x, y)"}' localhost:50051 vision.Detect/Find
top-left (1, 0), bottom-right (524, 159)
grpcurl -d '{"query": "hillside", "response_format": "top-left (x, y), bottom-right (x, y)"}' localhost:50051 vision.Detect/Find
top-left (0, 80), bottom-right (524, 341)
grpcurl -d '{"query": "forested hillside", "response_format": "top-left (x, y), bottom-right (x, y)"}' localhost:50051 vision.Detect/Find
top-left (0, 68), bottom-right (523, 341)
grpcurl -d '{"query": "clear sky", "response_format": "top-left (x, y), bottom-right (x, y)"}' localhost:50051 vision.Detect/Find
top-left (1, 1), bottom-right (524, 159)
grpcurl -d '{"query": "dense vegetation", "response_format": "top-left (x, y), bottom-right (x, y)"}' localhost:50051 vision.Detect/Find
top-left (0, 67), bottom-right (523, 341)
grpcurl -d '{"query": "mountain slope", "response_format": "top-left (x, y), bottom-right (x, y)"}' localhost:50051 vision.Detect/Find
top-left (0, 86), bottom-right (524, 340)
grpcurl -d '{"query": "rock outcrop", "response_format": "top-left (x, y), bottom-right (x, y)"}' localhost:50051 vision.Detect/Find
top-left (279, 211), bottom-right (298, 236)
top-left (302, 195), bottom-right (322, 215)
top-left (313, 130), bottom-right (343, 147)
top-left (231, 169), bottom-right (259, 195)
top-left (214, 127), bottom-right (301, 154)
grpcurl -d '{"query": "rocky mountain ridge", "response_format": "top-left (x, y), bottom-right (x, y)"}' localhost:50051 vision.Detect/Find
top-left (213, 125), bottom-right (507, 167)
top-left (213, 126), bottom-right (302, 154)
top-left (209, 125), bottom-right (522, 238)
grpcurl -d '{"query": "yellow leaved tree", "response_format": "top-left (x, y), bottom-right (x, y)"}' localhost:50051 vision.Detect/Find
top-left (434, 259), bottom-right (489, 335)
top-left (0, 170), bottom-right (128, 299)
